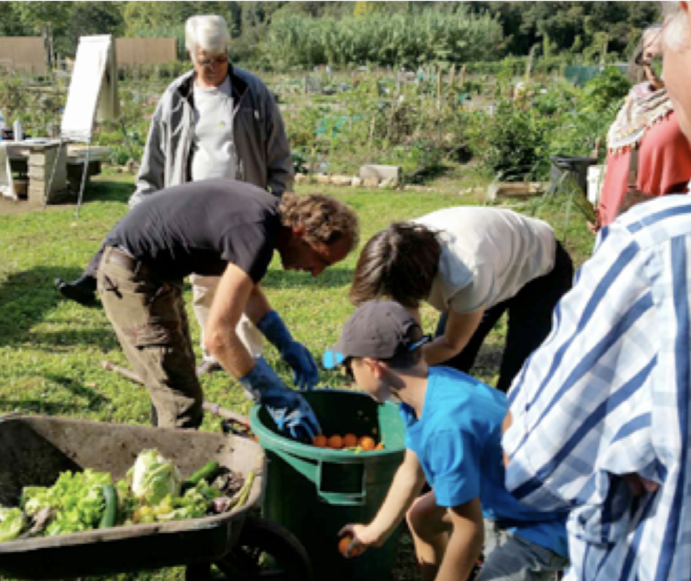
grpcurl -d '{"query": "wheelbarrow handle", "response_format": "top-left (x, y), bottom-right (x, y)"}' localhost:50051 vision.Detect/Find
top-left (99, 360), bottom-right (251, 429)
top-left (100, 360), bottom-right (141, 384)
top-left (201, 402), bottom-right (251, 429)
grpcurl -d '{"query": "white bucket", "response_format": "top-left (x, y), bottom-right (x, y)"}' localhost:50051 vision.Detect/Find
top-left (587, 165), bottom-right (605, 204)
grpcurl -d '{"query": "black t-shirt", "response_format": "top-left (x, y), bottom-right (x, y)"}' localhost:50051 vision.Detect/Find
top-left (106, 179), bottom-right (281, 282)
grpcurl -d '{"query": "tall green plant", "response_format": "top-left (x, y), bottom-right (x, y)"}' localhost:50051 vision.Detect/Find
top-left (263, 9), bottom-right (503, 69)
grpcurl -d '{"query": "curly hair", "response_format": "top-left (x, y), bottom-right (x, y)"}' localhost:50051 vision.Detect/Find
top-left (349, 222), bottom-right (442, 309)
top-left (279, 193), bottom-right (360, 252)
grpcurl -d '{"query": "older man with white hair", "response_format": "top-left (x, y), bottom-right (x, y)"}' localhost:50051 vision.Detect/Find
top-left (57, 15), bottom-right (297, 381)
top-left (502, 3), bottom-right (691, 580)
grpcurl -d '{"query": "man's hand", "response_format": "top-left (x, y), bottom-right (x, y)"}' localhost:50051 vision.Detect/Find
top-left (239, 356), bottom-right (321, 441)
top-left (264, 390), bottom-right (321, 442)
top-left (257, 310), bottom-right (319, 390)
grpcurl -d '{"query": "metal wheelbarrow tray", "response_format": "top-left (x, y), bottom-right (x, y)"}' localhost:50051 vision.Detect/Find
top-left (0, 415), bottom-right (265, 580)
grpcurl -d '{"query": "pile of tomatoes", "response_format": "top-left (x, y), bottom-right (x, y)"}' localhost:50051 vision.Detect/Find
top-left (312, 433), bottom-right (384, 451)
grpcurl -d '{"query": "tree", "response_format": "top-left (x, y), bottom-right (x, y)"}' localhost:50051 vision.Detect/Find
top-left (123, 1), bottom-right (172, 36)
top-left (13, 1), bottom-right (73, 68)
top-left (62, 2), bottom-right (125, 56)
top-left (0, 2), bottom-right (28, 36)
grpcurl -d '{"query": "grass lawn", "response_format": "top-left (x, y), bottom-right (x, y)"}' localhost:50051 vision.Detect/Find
top-left (0, 171), bottom-right (595, 581)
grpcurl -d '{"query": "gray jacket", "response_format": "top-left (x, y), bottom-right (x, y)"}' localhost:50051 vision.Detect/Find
top-left (129, 65), bottom-right (293, 207)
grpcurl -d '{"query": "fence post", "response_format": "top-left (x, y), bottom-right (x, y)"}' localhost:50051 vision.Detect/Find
top-left (436, 67), bottom-right (443, 111)
top-left (525, 45), bottom-right (537, 81)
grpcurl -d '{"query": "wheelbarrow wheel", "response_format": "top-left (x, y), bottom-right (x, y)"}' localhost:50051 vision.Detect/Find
top-left (187, 516), bottom-right (312, 581)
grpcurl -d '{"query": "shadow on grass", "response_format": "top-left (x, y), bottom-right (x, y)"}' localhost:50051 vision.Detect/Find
top-left (0, 267), bottom-right (117, 351)
top-left (43, 374), bottom-right (110, 409)
top-left (261, 267), bottom-right (354, 289)
top-left (408, 164), bottom-right (453, 184)
top-left (26, 328), bottom-right (119, 351)
top-left (86, 179), bottom-right (133, 204)
top-left (473, 344), bottom-right (505, 372)
top-left (0, 399), bottom-right (85, 416)
top-left (49, 179), bottom-right (133, 208)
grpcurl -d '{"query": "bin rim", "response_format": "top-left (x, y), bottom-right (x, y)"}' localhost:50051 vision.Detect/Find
top-left (249, 388), bottom-right (402, 461)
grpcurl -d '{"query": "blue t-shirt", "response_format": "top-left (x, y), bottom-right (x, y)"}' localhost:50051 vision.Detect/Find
top-left (400, 367), bottom-right (569, 558)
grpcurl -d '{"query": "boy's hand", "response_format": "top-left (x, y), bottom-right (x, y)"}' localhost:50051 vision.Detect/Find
top-left (338, 523), bottom-right (382, 557)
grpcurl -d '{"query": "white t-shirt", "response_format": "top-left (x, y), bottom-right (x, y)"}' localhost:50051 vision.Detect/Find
top-left (413, 207), bottom-right (556, 314)
top-left (191, 77), bottom-right (237, 181)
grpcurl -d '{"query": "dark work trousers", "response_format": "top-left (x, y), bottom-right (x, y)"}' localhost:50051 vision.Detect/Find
top-left (84, 242), bottom-right (107, 279)
top-left (435, 242), bottom-right (573, 393)
top-left (98, 246), bottom-right (204, 429)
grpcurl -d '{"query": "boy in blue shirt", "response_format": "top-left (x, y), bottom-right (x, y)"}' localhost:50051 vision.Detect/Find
top-left (323, 301), bottom-right (569, 581)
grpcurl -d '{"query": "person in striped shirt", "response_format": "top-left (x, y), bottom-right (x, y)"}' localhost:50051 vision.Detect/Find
top-left (503, 4), bottom-right (691, 580)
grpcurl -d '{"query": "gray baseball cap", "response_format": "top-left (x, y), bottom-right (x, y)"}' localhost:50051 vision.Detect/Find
top-left (323, 301), bottom-right (429, 369)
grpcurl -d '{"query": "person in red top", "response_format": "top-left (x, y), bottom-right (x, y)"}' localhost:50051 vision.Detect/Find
top-left (594, 24), bottom-right (691, 230)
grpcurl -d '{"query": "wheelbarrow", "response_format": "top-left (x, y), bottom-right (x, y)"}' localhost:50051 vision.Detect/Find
top-left (0, 414), bottom-right (312, 581)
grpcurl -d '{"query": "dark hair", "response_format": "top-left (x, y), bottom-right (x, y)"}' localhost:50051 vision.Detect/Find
top-left (384, 325), bottom-right (426, 370)
top-left (349, 223), bottom-right (442, 309)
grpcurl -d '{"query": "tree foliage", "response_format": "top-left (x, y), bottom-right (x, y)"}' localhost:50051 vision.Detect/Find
top-left (0, 1), bottom-right (663, 67)
top-left (472, 1), bottom-right (660, 57)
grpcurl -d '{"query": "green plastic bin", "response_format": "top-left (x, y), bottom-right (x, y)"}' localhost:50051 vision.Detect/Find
top-left (250, 389), bottom-right (406, 581)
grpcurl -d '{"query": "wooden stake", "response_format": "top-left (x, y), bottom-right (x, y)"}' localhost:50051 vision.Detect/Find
top-left (525, 45), bottom-right (537, 81)
top-left (436, 68), bottom-right (443, 111)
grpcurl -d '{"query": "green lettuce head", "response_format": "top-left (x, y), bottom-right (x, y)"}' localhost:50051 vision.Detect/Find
top-left (129, 450), bottom-right (181, 506)
top-left (0, 508), bottom-right (27, 542)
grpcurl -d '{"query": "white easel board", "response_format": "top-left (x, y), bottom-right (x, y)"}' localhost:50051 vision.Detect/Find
top-left (61, 35), bottom-right (120, 143)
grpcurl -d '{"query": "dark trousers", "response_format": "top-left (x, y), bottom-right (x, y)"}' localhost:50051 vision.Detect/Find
top-left (435, 242), bottom-right (573, 392)
top-left (98, 247), bottom-right (204, 429)
top-left (84, 242), bottom-right (107, 279)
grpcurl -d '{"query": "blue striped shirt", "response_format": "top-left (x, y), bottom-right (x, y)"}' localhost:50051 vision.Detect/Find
top-left (503, 194), bottom-right (691, 581)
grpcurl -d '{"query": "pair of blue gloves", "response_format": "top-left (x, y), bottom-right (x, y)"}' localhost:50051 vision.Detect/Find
top-left (239, 311), bottom-right (320, 442)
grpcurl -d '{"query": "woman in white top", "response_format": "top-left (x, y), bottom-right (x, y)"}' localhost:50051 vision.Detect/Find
top-left (349, 206), bottom-right (573, 392)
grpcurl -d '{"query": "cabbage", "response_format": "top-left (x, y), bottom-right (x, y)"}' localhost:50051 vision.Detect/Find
top-left (0, 507), bottom-right (27, 542)
top-left (128, 450), bottom-right (181, 506)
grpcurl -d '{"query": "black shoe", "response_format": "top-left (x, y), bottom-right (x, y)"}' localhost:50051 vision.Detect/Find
top-left (196, 359), bottom-right (223, 377)
top-left (55, 275), bottom-right (98, 306)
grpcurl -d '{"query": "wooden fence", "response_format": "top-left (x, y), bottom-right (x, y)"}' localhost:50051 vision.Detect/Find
top-left (115, 38), bottom-right (177, 68)
top-left (0, 37), bottom-right (46, 73)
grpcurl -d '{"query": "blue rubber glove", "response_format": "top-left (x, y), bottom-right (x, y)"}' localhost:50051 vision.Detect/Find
top-left (239, 356), bottom-right (321, 442)
top-left (257, 310), bottom-right (320, 390)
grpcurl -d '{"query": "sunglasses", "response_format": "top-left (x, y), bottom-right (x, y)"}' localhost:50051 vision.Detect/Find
top-left (197, 55), bottom-right (229, 70)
